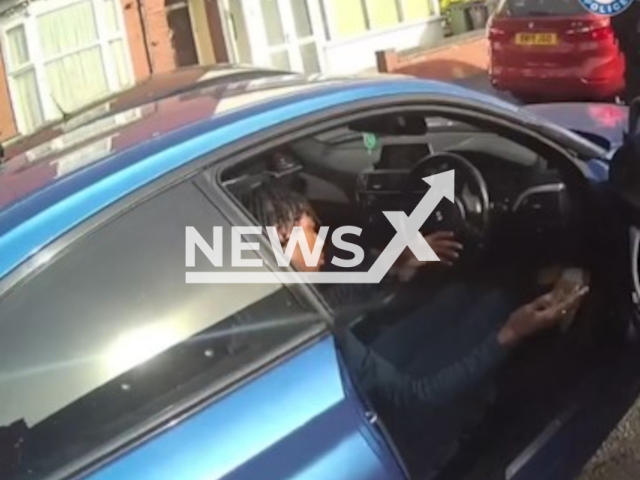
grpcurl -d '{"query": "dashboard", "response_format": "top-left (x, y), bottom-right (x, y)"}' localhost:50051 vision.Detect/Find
top-left (352, 138), bottom-right (579, 263)
top-left (355, 147), bottom-right (570, 220)
top-left (226, 133), bottom-right (581, 265)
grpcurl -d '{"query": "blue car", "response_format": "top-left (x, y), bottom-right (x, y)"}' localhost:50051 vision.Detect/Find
top-left (1, 67), bottom-right (640, 480)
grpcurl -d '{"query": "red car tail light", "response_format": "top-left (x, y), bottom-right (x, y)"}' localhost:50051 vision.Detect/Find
top-left (590, 25), bottom-right (614, 41)
top-left (488, 26), bottom-right (507, 40)
top-left (567, 19), bottom-right (614, 42)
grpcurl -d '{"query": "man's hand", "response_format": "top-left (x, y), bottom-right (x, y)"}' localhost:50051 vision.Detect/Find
top-left (425, 231), bottom-right (464, 266)
top-left (498, 286), bottom-right (590, 347)
top-left (388, 231), bottom-right (463, 282)
top-left (400, 231), bottom-right (463, 268)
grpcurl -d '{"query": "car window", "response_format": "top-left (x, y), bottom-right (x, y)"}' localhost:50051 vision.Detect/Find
top-left (313, 117), bottom-right (471, 145)
top-left (497, 0), bottom-right (588, 17)
top-left (0, 180), bottom-right (324, 479)
top-left (306, 116), bottom-right (478, 173)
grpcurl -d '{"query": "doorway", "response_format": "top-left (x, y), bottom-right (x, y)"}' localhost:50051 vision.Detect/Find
top-left (258, 0), bottom-right (322, 73)
top-left (226, 0), bottom-right (253, 64)
top-left (222, 0), bottom-right (324, 73)
top-left (166, 0), bottom-right (199, 67)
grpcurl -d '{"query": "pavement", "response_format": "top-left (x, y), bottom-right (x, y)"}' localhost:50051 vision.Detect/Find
top-left (451, 73), bottom-right (519, 103)
top-left (576, 398), bottom-right (640, 480)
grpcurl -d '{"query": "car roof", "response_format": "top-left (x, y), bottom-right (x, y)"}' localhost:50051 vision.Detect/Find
top-left (2, 64), bottom-right (291, 159)
top-left (0, 71), bottom-right (528, 282)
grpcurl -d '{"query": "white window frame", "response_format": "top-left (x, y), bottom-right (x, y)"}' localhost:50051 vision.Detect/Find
top-left (244, 0), bottom-right (327, 73)
top-left (318, 0), bottom-right (440, 41)
top-left (1, 0), bottom-right (135, 134)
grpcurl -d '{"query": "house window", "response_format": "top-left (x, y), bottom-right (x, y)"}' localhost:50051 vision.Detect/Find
top-left (323, 0), bottom-right (435, 40)
top-left (403, 0), bottom-right (434, 21)
top-left (326, 0), bottom-right (368, 38)
top-left (4, 25), bottom-right (44, 133)
top-left (2, 0), bottom-right (134, 135)
top-left (367, 0), bottom-right (401, 29)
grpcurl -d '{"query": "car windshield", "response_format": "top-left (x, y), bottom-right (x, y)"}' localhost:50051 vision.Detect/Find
top-left (498, 0), bottom-right (588, 17)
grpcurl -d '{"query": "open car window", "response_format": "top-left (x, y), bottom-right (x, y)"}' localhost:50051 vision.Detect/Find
top-left (303, 116), bottom-right (539, 173)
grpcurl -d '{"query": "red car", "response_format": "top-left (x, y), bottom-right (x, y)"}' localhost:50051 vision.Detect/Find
top-left (488, 0), bottom-right (625, 102)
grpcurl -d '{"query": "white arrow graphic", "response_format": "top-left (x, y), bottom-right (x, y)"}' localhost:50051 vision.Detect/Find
top-left (186, 170), bottom-right (455, 284)
top-left (366, 169), bottom-right (455, 283)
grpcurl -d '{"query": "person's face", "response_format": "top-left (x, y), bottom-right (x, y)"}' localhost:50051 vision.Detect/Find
top-left (282, 213), bottom-right (325, 273)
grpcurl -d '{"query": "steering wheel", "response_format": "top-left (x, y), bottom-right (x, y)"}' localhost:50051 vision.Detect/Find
top-left (405, 151), bottom-right (490, 252)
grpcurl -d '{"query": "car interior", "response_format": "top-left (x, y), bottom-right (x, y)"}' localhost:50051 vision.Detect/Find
top-left (218, 111), bottom-right (629, 480)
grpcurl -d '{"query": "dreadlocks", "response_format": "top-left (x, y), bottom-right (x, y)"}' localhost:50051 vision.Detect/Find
top-left (241, 183), bottom-right (318, 241)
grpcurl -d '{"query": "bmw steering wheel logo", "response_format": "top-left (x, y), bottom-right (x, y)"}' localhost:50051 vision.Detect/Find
top-left (578, 0), bottom-right (634, 16)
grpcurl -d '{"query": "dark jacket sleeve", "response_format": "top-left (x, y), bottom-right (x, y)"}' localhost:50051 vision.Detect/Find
top-left (319, 252), bottom-right (393, 317)
top-left (339, 328), bottom-right (510, 411)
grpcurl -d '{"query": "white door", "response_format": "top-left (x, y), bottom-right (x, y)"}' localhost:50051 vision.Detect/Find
top-left (221, 0), bottom-right (253, 65)
top-left (255, 0), bottom-right (324, 73)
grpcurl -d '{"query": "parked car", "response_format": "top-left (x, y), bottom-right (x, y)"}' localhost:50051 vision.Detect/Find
top-left (488, 0), bottom-right (625, 102)
top-left (2, 67), bottom-right (640, 480)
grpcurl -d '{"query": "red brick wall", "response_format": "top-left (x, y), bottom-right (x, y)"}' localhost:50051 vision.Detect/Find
top-left (121, 0), bottom-right (178, 78)
top-left (0, 0), bottom-right (223, 142)
top-left (121, 0), bottom-right (151, 81)
top-left (0, 45), bottom-right (18, 142)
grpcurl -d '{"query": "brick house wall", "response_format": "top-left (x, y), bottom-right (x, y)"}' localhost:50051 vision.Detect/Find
top-left (121, 0), bottom-right (179, 80)
top-left (0, 0), bottom-right (196, 142)
top-left (0, 46), bottom-right (17, 141)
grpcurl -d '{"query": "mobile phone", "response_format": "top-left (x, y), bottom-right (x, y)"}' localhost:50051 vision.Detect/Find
top-left (554, 268), bottom-right (587, 299)
top-left (554, 268), bottom-right (590, 332)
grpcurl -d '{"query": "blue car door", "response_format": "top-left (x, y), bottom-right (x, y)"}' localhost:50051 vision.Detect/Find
top-left (83, 334), bottom-right (407, 480)
top-left (0, 178), bottom-right (407, 480)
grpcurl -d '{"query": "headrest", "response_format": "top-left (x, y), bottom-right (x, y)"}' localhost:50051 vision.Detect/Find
top-left (266, 151), bottom-right (302, 177)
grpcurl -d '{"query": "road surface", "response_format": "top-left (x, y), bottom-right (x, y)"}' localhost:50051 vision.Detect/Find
top-left (453, 74), bottom-right (519, 103)
top-left (576, 398), bottom-right (640, 480)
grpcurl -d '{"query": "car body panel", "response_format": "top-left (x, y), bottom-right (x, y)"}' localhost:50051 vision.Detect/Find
top-left (78, 336), bottom-right (405, 480)
top-left (0, 76), bottom-right (535, 281)
top-left (488, 0), bottom-right (625, 100)
top-left (0, 75), bottom-right (344, 212)
top-left (524, 102), bottom-right (626, 182)
top-left (525, 102), bottom-right (628, 151)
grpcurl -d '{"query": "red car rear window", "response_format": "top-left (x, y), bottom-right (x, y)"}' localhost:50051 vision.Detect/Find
top-left (497, 0), bottom-right (589, 17)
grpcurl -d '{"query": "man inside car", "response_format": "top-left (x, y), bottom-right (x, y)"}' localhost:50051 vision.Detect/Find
top-left (242, 182), bottom-right (589, 472)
